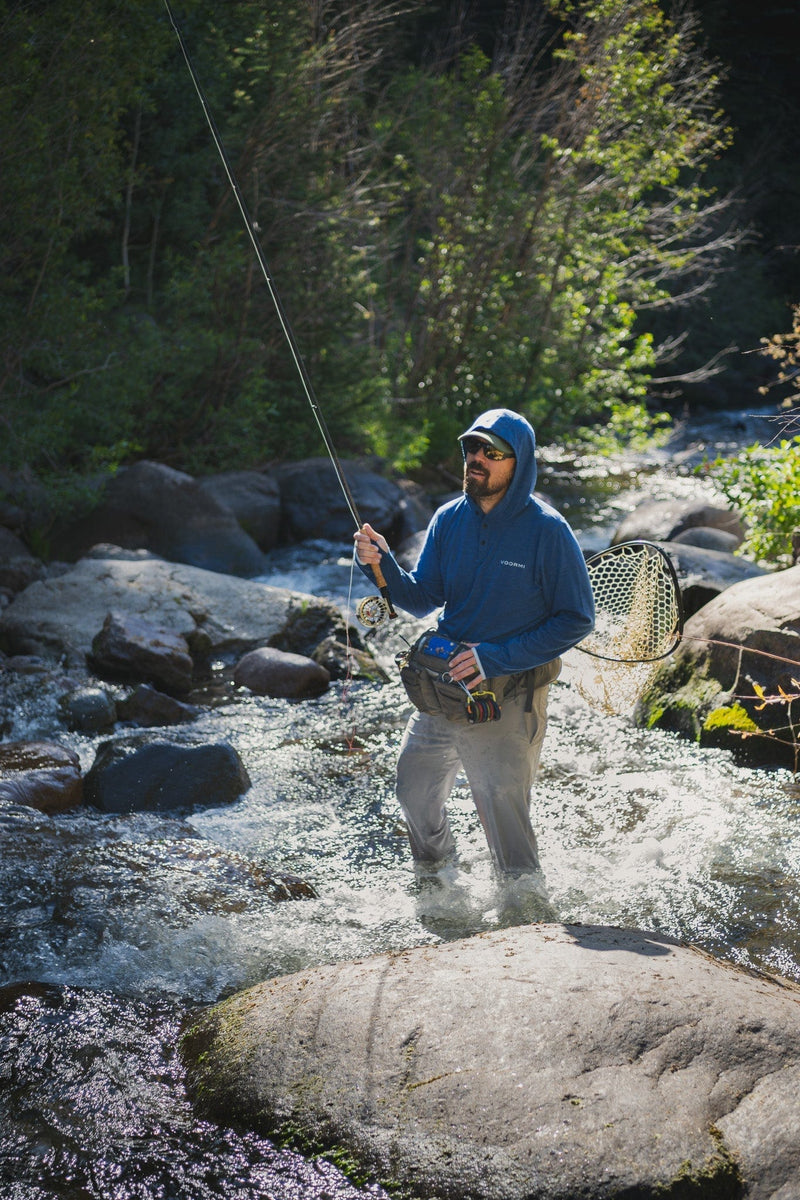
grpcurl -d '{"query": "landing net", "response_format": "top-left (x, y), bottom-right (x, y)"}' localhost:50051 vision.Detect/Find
top-left (569, 541), bottom-right (684, 716)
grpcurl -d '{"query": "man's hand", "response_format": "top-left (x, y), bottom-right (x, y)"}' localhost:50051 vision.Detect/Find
top-left (447, 646), bottom-right (485, 691)
top-left (354, 522), bottom-right (389, 566)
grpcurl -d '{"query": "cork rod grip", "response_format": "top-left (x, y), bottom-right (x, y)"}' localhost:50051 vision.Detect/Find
top-left (361, 525), bottom-right (397, 619)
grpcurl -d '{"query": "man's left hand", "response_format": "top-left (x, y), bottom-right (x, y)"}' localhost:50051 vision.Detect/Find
top-left (447, 647), bottom-right (484, 691)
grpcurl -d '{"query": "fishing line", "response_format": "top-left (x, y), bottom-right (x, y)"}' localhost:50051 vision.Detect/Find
top-left (162, 0), bottom-right (361, 529)
top-left (163, 0), bottom-right (397, 620)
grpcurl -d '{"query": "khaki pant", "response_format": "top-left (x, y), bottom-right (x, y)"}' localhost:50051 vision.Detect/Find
top-left (395, 678), bottom-right (551, 873)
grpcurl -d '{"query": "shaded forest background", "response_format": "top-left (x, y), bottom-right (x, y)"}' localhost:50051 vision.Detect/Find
top-left (1, 0), bottom-right (798, 520)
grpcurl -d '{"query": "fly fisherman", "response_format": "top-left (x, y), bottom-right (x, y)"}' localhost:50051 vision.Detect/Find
top-left (354, 407), bottom-right (595, 875)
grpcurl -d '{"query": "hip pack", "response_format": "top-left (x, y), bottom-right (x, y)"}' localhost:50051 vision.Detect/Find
top-left (395, 630), bottom-right (501, 725)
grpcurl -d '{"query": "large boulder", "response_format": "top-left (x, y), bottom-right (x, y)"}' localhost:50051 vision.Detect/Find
top-left (274, 458), bottom-right (424, 544)
top-left (197, 470), bottom-right (282, 552)
top-left (84, 734), bottom-right (251, 814)
top-left (0, 554), bottom-right (352, 671)
top-left (654, 540), bottom-right (767, 617)
top-left (0, 741), bottom-right (83, 814)
top-left (182, 923), bottom-right (800, 1200)
top-left (613, 498), bottom-right (745, 547)
top-left (638, 565), bottom-right (800, 765)
top-left (52, 460), bottom-right (268, 577)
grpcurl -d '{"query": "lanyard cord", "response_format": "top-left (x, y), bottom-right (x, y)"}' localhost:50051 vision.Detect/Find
top-left (162, 0), bottom-right (363, 533)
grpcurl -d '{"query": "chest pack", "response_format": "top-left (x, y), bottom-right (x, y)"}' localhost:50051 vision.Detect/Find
top-left (395, 630), bottom-right (501, 725)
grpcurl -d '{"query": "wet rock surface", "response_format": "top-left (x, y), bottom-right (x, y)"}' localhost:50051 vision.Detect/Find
top-left (84, 734), bottom-right (251, 814)
top-left (233, 646), bottom-right (331, 699)
top-left (116, 682), bottom-right (200, 727)
top-left (184, 923), bottom-right (800, 1200)
top-left (90, 610), bottom-right (195, 695)
top-left (0, 740), bottom-right (83, 813)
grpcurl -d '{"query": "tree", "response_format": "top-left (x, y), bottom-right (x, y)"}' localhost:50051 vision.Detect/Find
top-left (362, 0), bottom-right (740, 460)
top-left (0, 0), bottom-right (743, 511)
top-left (0, 0), bottom-right (174, 472)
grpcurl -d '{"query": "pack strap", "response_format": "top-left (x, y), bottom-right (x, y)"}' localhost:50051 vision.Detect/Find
top-left (502, 659), bottom-right (562, 712)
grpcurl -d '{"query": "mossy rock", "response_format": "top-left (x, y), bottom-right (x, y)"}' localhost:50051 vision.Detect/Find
top-left (637, 657), bottom-right (723, 741)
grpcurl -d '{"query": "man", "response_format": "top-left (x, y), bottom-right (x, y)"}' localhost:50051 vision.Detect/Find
top-left (355, 407), bottom-right (594, 874)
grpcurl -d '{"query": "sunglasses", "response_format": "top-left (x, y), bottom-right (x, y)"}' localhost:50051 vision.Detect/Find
top-left (461, 436), bottom-right (514, 461)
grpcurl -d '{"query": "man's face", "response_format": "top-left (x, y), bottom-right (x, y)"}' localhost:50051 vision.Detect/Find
top-left (462, 442), bottom-right (516, 504)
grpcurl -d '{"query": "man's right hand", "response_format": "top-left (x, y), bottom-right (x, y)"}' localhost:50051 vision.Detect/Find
top-left (354, 523), bottom-right (388, 566)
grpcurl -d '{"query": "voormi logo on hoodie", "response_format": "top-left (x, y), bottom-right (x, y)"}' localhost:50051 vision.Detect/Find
top-left (500, 559), bottom-right (526, 569)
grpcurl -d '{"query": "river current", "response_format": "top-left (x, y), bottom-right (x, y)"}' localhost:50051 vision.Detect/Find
top-left (1, 408), bottom-right (797, 1199)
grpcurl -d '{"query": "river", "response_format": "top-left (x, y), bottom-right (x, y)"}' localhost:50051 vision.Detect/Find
top-left (1, 408), bottom-right (797, 1199)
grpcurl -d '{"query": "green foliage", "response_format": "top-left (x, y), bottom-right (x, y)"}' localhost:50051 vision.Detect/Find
top-left (366, 0), bottom-right (732, 457)
top-left (703, 704), bottom-right (760, 735)
top-left (1, 0), bottom-right (739, 518)
top-left (700, 436), bottom-right (800, 566)
top-left (573, 401), bottom-right (672, 454)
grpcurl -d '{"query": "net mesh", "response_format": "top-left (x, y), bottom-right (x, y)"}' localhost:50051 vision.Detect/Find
top-left (568, 542), bottom-right (682, 716)
top-left (580, 542), bottom-right (681, 663)
top-left (566, 653), bottom-right (664, 717)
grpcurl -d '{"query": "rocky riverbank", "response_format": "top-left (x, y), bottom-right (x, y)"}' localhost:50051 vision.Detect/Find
top-left (2, 453), bottom-right (800, 1199)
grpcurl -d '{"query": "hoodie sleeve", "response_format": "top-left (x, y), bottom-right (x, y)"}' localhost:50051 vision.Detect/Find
top-left (356, 521), bottom-right (446, 618)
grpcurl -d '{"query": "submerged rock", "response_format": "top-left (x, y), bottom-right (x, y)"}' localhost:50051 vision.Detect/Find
top-left (0, 740), bottom-right (83, 814)
top-left (182, 922), bottom-right (800, 1200)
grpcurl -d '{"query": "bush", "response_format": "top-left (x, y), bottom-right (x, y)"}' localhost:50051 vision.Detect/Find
top-left (700, 435), bottom-right (800, 566)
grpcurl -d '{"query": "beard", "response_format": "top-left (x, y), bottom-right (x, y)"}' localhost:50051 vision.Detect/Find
top-left (463, 464), bottom-right (506, 501)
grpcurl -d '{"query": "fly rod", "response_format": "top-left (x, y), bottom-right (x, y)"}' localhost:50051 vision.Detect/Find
top-left (162, 0), bottom-right (396, 621)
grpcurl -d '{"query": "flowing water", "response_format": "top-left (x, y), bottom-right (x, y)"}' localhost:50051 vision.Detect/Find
top-left (1, 408), bottom-right (797, 1199)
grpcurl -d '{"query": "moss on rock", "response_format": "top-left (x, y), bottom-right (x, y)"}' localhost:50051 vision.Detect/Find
top-left (654, 1127), bottom-right (745, 1198)
top-left (702, 703), bottom-right (760, 735)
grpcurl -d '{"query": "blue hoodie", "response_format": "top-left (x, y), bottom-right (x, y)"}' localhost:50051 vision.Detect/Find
top-left (363, 408), bottom-right (595, 677)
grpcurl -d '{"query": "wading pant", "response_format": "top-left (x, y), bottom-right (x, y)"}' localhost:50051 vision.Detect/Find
top-left (395, 679), bottom-right (551, 873)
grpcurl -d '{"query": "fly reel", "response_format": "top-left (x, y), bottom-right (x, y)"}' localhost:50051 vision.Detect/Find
top-left (356, 594), bottom-right (392, 628)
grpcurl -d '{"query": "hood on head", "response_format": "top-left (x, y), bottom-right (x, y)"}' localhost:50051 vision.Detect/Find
top-left (459, 407), bottom-right (538, 512)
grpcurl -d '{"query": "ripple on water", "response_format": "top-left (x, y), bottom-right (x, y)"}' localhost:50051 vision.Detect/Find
top-left (2, 666), bottom-right (799, 1001)
top-left (0, 982), bottom-right (390, 1199)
